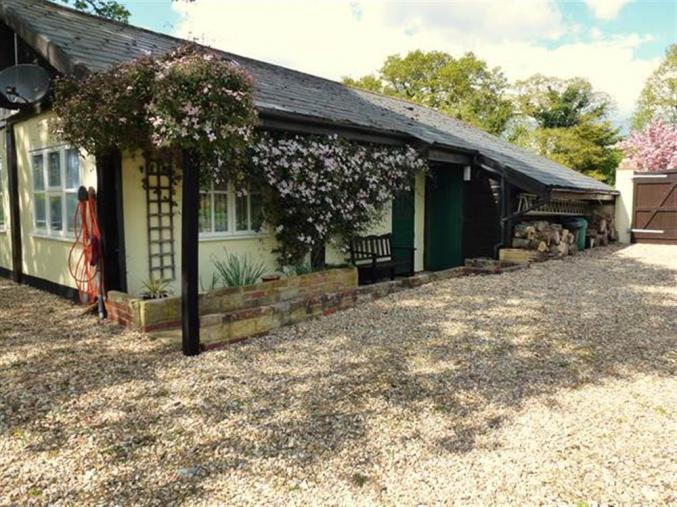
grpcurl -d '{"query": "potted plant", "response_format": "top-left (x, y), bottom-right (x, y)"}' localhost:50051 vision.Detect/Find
top-left (141, 278), bottom-right (172, 300)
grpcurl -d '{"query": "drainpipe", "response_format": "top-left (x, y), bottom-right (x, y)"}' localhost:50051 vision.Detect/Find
top-left (492, 176), bottom-right (508, 258)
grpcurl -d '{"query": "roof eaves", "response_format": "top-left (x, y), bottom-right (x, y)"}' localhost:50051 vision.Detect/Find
top-left (0, 2), bottom-right (88, 78)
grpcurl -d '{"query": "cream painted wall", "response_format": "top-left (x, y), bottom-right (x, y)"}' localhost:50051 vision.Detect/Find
top-left (0, 132), bottom-right (11, 271)
top-left (5, 112), bottom-right (430, 296)
top-left (123, 161), bottom-right (428, 296)
top-left (615, 162), bottom-right (635, 244)
top-left (413, 171), bottom-right (426, 272)
top-left (12, 112), bottom-right (96, 288)
top-left (122, 156), bottom-right (279, 296)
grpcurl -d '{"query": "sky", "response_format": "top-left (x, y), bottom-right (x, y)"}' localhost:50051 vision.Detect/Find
top-left (120, 0), bottom-right (676, 128)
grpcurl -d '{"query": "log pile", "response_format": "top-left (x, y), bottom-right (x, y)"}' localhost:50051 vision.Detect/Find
top-left (511, 220), bottom-right (577, 259)
top-left (587, 211), bottom-right (618, 247)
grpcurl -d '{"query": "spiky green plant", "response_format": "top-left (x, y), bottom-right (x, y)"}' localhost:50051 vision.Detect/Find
top-left (212, 250), bottom-right (267, 287)
top-left (140, 278), bottom-right (172, 299)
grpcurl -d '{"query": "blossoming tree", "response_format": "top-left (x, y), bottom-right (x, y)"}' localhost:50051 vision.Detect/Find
top-left (619, 119), bottom-right (677, 171)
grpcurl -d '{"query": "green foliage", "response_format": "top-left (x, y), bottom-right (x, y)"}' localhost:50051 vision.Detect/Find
top-left (199, 272), bottom-right (219, 293)
top-left (53, 44), bottom-right (258, 186)
top-left (282, 262), bottom-right (313, 277)
top-left (514, 75), bottom-right (611, 128)
top-left (513, 75), bottom-right (621, 183)
top-left (59, 0), bottom-right (130, 22)
top-left (343, 50), bottom-right (514, 135)
top-left (141, 278), bottom-right (172, 299)
top-left (53, 55), bottom-right (157, 155)
top-left (212, 251), bottom-right (267, 287)
top-left (632, 44), bottom-right (677, 130)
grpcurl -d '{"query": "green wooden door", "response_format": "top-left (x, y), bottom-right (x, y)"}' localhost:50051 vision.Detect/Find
top-left (391, 188), bottom-right (415, 274)
top-left (425, 167), bottom-right (463, 270)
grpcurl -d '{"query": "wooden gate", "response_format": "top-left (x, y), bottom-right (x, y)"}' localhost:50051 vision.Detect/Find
top-left (632, 170), bottom-right (677, 244)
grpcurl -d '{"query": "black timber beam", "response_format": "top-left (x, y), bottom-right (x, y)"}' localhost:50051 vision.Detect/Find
top-left (476, 154), bottom-right (549, 197)
top-left (5, 123), bottom-right (21, 283)
top-left (427, 148), bottom-right (472, 165)
top-left (181, 149), bottom-right (200, 356)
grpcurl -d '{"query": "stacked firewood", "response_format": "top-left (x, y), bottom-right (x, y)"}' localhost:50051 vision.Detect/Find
top-left (512, 220), bottom-right (577, 258)
top-left (587, 211), bottom-right (618, 247)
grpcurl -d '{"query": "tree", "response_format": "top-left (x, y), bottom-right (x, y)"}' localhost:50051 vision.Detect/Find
top-left (58, 0), bottom-right (130, 22)
top-left (632, 44), bottom-right (677, 130)
top-left (513, 75), bottom-right (622, 183)
top-left (619, 119), bottom-right (677, 171)
top-left (343, 50), bottom-right (514, 135)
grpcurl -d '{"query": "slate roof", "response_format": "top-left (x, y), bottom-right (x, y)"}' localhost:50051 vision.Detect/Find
top-left (0, 0), bottom-right (616, 194)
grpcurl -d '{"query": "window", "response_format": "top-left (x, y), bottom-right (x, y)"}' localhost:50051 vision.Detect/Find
top-left (199, 182), bottom-right (264, 237)
top-left (32, 147), bottom-right (80, 237)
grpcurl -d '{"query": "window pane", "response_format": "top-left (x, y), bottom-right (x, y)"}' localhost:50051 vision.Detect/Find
top-left (34, 193), bottom-right (46, 229)
top-left (213, 192), bottom-right (228, 232)
top-left (250, 190), bottom-right (264, 231)
top-left (214, 179), bottom-right (228, 192)
top-left (0, 197), bottom-right (4, 227)
top-left (33, 154), bottom-right (44, 191)
top-left (66, 149), bottom-right (80, 189)
top-left (48, 152), bottom-right (61, 188)
top-left (235, 193), bottom-right (249, 231)
top-left (66, 193), bottom-right (80, 233)
top-left (49, 195), bottom-right (63, 231)
top-left (198, 193), bottom-right (211, 233)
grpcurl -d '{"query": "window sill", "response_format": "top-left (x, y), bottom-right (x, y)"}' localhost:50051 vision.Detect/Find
top-left (199, 232), bottom-right (270, 242)
top-left (31, 232), bottom-right (76, 243)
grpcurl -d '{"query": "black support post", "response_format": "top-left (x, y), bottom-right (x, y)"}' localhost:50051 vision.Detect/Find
top-left (6, 125), bottom-right (22, 283)
top-left (181, 149), bottom-right (200, 356)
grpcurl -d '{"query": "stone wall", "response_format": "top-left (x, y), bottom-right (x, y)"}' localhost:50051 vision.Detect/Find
top-left (106, 267), bottom-right (358, 332)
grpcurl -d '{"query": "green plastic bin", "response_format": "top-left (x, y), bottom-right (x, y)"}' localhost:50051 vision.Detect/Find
top-left (564, 217), bottom-right (588, 251)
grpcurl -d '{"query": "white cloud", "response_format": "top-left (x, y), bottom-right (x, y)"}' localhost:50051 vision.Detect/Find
top-left (172, 0), bottom-right (658, 125)
top-left (584, 0), bottom-right (632, 20)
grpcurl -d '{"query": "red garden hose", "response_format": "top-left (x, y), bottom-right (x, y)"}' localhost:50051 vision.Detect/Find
top-left (68, 186), bottom-right (105, 315)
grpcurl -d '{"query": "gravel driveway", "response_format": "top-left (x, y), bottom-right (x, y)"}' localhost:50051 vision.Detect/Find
top-left (1, 244), bottom-right (675, 505)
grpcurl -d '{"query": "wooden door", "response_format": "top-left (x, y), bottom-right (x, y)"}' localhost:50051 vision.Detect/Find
top-left (425, 166), bottom-right (463, 270)
top-left (632, 170), bottom-right (677, 244)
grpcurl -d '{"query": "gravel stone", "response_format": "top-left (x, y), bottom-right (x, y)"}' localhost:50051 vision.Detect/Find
top-left (1, 244), bottom-right (675, 505)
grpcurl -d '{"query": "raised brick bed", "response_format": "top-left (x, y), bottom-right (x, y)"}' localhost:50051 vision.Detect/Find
top-left (105, 267), bottom-right (358, 332)
top-left (108, 263), bottom-right (526, 349)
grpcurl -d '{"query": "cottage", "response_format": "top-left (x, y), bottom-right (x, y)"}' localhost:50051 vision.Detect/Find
top-left (0, 0), bottom-right (617, 307)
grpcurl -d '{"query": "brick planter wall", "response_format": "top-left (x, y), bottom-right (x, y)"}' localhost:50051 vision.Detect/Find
top-left (106, 262), bottom-right (528, 350)
top-left (106, 267), bottom-right (358, 332)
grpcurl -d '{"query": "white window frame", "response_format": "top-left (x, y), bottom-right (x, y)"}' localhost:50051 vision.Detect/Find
top-left (199, 182), bottom-right (266, 240)
top-left (30, 145), bottom-right (81, 240)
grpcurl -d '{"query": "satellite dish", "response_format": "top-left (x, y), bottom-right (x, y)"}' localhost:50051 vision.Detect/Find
top-left (0, 64), bottom-right (50, 106)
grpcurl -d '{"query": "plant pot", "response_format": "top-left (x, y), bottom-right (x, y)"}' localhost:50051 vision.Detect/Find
top-left (142, 291), bottom-right (170, 300)
top-left (261, 274), bottom-right (281, 283)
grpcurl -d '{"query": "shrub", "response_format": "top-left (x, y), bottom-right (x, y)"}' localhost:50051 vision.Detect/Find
top-left (212, 251), bottom-right (267, 287)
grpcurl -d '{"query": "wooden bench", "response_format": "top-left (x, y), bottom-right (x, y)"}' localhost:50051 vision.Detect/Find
top-left (348, 234), bottom-right (415, 284)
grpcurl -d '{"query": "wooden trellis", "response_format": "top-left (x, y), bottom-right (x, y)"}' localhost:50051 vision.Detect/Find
top-left (143, 159), bottom-right (177, 281)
